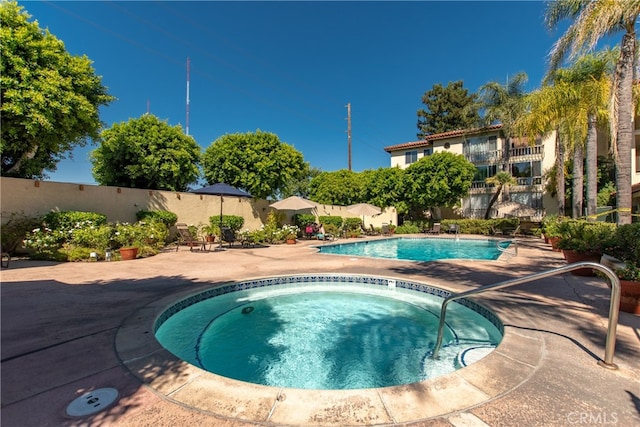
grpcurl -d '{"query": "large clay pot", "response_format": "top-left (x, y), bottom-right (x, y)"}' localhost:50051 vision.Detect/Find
top-left (620, 280), bottom-right (640, 315)
top-left (562, 250), bottom-right (601, 276)
top-left (286, 239), bottom-right (296, 245)
top-left (119, 247), bottom-right (139, 260)
top-left (548, 236), bottom-right (562, 252)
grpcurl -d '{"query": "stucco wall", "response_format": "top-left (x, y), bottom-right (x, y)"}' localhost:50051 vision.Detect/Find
top-left (0, 177), bottom-right (396, 229)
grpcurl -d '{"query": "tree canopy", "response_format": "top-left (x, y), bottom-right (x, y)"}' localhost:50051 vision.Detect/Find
top-left (404, 151), bottom-right (476, 213)
top-left (0, 1), bottom-right (114, 178)
top-left (416, 81), bottom-right (480, 138)
top-left (91, 114), bottom-right (201, 191)
top-left (202, 130), bottom-right (308, 200)
top-left (308, 169), bottom-right (364, 205)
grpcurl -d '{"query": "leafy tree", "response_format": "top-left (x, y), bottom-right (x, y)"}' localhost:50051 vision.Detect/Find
top-left (0, 1), bottom-right (114, 178)
top-left (484, 172), bottom-right (517, 219)
top-left (404, 151), bottom-right (476, 214)
top-left (416, 81), bottom-right (480, 138)
top-left (360, 167), bottom-right (408, 214)
top-left (282, 166), bottom-right (323, 198)
top-left (91, 114), bottom-right (201, 191)
top-left (546, 0), bottom-right (639, 224)
top-left (308, 169), bottom-right (364, 205)
top-left (202, 130), bottom-right (308, 199)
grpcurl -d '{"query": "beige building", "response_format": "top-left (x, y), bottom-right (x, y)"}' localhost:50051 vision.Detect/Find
top-left (385, 119), bottom-right (640, 220)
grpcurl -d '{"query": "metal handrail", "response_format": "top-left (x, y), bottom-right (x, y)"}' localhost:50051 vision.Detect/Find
top-left (431, 262), bottom-right (621, 369)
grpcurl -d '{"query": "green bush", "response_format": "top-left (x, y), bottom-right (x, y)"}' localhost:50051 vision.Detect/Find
top-left (342, 217), bottom-right (362, 231)
top-left (69, 224), bottom-right (113, 251)
top-left (43, 211), bottom-right (108, 229)
top-left (604, 223), bottom-right (640, 265)
top-left (555, 220), bottom-right (616, 253)
top-left (136, 210), bottom-right (178, 227)
top-left (293, 214), bottom-right (316, 228)
top-left (395, 224), bottom-right (421, 234)
top-left (0, 211), bottom-right (42, 254)
top-left (318, 216), bottom-right (343, 229)
top-left (209, 215), bottom-right (244, 232)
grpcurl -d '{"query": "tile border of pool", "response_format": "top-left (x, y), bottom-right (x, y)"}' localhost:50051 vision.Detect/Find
top-left (312, 235), bottom-right (515, 263)
top-left (115, 273), bottom-right (544, 426)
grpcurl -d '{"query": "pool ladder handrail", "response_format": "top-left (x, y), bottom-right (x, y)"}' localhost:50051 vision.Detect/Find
top-left (431, 261), bottom-right (621, 369)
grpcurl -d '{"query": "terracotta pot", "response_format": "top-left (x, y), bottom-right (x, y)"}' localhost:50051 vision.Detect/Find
top-left (286, 239), bottom-right (296, 245)
top-left (548, 236), bottom-right (562, 252)
top-left (119, 247), bottom-right (139, 260)
top-left (619, 280), bottom-right (640, 315)
top-left (206, 235), bottom-right (216, 242)
top-left (562, 250), bottom-right (601, 276)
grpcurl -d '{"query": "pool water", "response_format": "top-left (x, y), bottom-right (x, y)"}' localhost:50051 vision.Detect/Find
top-left (317, 237), bottom-right (509, 262)
top-left (155, 280), bottom-right (503, 390)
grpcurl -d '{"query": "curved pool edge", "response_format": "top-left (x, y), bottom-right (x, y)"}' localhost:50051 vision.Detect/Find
top-left (115, 274), bottom-right (545, 426)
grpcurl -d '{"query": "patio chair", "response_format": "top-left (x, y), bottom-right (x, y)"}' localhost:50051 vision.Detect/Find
top-left (425, 223), bottom-right (441, 235)
top-left (381, 224), bottom-right (392, 236)
top-left (221, 227), bottom-right (238, 247)
top-left (368, 224), bottom-right (380, 236)
top-left (446, 224), bottom-right (460, 234)
top-left (175, 223), bottom-right (209, 251)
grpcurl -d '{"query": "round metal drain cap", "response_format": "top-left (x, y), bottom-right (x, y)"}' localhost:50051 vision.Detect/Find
top-left (66, 388), bottom-right (119, 417)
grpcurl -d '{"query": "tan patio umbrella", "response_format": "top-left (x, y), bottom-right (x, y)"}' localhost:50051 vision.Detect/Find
top-left (270, 196), bottom-right (317, 211)
top-left (347, 203), bottom-right (382, 227)
top-left (494, 201), bottom-right (536, 218)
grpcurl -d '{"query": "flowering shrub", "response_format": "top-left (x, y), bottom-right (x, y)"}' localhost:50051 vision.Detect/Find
top-left (281, 224), bottom-right (300, 240)
top-left (22, 211), bottom-right (169, 261)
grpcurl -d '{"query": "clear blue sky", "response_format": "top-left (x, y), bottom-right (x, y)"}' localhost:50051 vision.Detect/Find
top-left (25, 1), bottom-right (565, 185)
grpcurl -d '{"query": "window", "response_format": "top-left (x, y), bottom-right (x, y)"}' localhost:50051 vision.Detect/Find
top-left (474, 165), bottom-right (497, 181)
top-left (423, 148), bottom-right (433, 157)
top-left (405, 150), bottom-right (418, 164)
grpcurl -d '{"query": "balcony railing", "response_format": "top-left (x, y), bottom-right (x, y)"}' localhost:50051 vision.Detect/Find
top-left (464, 145), bottom-right (544, 164)
top-left (470, 177), bottom-right (543, 191)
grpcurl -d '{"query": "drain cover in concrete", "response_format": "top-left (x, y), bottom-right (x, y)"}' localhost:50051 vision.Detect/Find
top-left (66, 388), bottom-right (119, 417)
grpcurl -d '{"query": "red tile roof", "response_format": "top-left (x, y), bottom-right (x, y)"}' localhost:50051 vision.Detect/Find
top-left (383, 124), bottom-right (503, 152)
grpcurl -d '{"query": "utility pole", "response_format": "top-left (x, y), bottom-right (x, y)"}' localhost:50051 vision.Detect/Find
top-left (346, 102), bottom-right (352, 171)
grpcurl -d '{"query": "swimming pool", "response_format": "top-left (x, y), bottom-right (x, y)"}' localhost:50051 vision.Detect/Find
top-left (154, 274), bottom-right (503, 390)
top-left (317, 237), bottom-right (509, 262)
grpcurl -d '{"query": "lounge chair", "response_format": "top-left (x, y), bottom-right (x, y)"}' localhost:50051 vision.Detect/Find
top-left (425, 223), bottom-right (441, 235)
top-left (381, 224), bottom-right (392, 236)
top-left (221, 227), bottom-right (238, 247)
top-left (176, 223), bottom-right (209, 251)
top-left (446, 224), bottom-right (459, 234)
top-left (367, 224), bottom-right (380, 236)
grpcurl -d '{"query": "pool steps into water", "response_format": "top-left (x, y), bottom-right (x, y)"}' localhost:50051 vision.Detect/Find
top-left (432, 261), bottom-right (621, 369)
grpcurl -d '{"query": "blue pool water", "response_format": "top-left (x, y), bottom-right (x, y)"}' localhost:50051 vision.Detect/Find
top-left (317, 237), bottom-right (509, 262)
top-left (155, 276), bottom-right (503, 390)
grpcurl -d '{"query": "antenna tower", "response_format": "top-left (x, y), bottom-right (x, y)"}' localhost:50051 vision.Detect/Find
top-left (186, 57), bottom-right (190, 136)
top-left (346, 103), bottom-right (352, 171)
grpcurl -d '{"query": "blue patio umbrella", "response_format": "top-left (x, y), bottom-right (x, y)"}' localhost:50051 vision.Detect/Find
top-left (191, 183), bottom-right (252, 250)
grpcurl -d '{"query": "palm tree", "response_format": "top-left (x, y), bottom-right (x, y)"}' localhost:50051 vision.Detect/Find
top-left (546, 0), bottom-right (640, 224)
top-left (484, 171), bottom-right (518, 219)
top-left (479, 72), bottom-right (529, 201)
top-left (517, 51), bottom-right (613, 219)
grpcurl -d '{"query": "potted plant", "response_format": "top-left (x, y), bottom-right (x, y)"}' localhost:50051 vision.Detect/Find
top-left (541, 215), bottom-right (565, 251)
top-left (113, 222), bottom-right (144, 260)
top-left (556, 220), bottom-right (616, 276)
top-left (282, 224), bottom-right (299, 244)
top-left (201, 223), bottom-right (219, 243)
top-left (602, 223), bottom-right (640, 314)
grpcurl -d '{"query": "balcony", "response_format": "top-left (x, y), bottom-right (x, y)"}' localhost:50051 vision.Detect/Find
top-left (509, 145), bottom-right (544, 161)
top-left (464, 150), bottom-right (502, 164)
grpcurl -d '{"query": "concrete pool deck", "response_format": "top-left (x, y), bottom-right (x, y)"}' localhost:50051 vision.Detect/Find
top-left (1, 235), bottom-right (639, 426)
